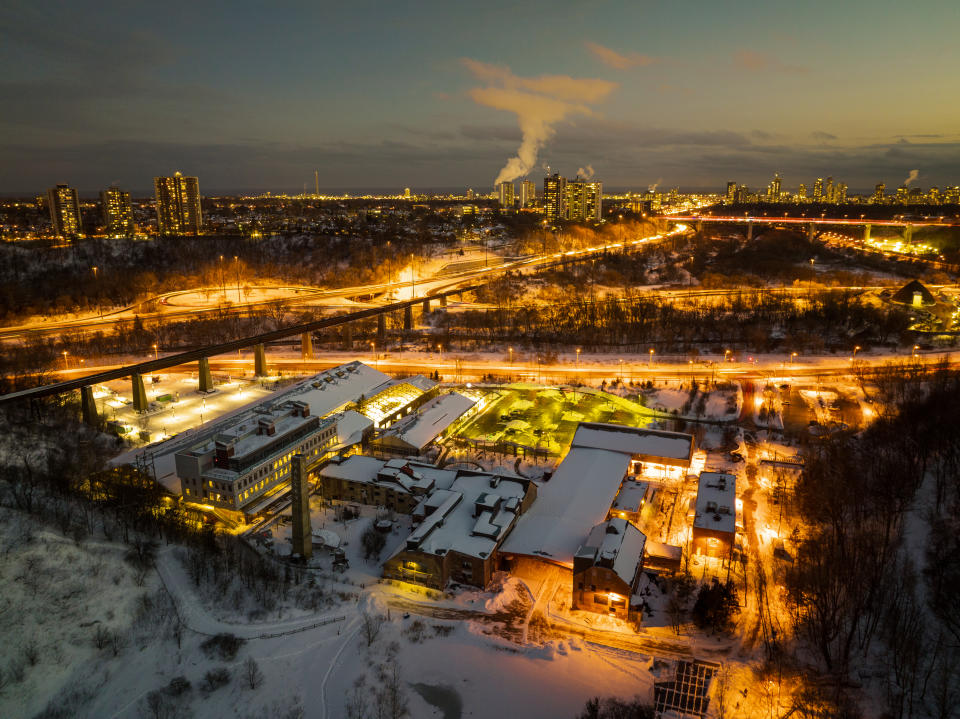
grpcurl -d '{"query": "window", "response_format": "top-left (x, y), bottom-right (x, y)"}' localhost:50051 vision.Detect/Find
top-left (577, 582), bottom-right (584, 590)
top-left (611, 598), bottom-right (626, 609)
top-left (461, 560), bottom-right (472, 570)
top-left (593, 594), bottom-right (608, 606)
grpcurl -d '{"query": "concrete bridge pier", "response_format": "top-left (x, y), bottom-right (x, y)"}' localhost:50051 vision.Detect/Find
top-left (807, 223), bottom-right (816, 241)
top-left (903, 224), bottom-right (914, 244)
top-left (439, 294), bottom-right (447, 308)
top-left (343, 324), bottom-right (353, 349)
top-left (254, 343), bottom-right (268, 377)
top-left (422, 298), bottom-right (431, 315)
top-left (132, 373), bottom-right (148, 412)
top-left (198, 357), bottom-right (213, 392)
top-left (403, 305), bottom-right (413, 331)
top-left (377, 313), bottom-right (386, 340)
top-left (863, 223), bottom-right (872, 242)
top-left (746, 221), bottom-right (754, 241)
top-left (300, 332), bottom-right (313, 360)
top-left (80, 386), bottom-right (98, 426)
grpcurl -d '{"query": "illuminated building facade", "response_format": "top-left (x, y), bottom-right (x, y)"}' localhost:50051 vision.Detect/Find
top-left (497, 181), bottom-right (515, 209)
top-left (725, 181), bottom-right (737, 204)
top-left (812, 177), bottom-right (824, 202)
top-left (47, 184), bottom-right (83, 239)
top-left (564, 179), bottom-right (603, 221)
top-left (543, 173), bottom-right (567, 221)
top-left (154, 172), bottom-right (202, 236)
top-left (873, 183), bottom-right (886, 204)
top-left (100, 186), bottom-right (134, 237)
top-left (520, 179), bottom-right (536, 208)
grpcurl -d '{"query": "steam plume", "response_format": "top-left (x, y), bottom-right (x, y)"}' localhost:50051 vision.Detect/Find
top-left (463, 59), bottom-right (616, 185)
top-left (648, 179), bottom-right (662, 192)
top-left (904, 169), bottom-right (919, 186)
top-left (576, 164), bottom-right (595, 179)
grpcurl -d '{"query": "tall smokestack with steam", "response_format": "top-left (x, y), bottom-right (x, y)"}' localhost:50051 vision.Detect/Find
top-left (904, 169), bottom-right (919, 186)
top-left (462, 59), bottom-right (616, 186)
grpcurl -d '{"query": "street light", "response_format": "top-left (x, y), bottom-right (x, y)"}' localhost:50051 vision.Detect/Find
top-left (152, 343), bottom-right (158, 360)
top-left (62, 351), bottom-right (69, 370)
top-left (508, 347), bottom-right (514, 365)
top-left (234, 256), bottom-right (241, 303)
top-left (576, 347), bottom-right (581, 368)
top-left (853, 345), bottom-right (861, 357)
top-left (912, 344), bottom-right (919, 359)
top-left (791, 351), bottom-right (798, 365)
top-left (648, 348), bottom-right (655, 368)
top-left (724, 349), bottom-right (731, 362)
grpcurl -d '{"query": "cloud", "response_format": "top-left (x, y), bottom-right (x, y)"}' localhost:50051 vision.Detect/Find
top-left (811, 130), bottom-right (837, 143)
top-left (585, 42), bottom-right (659, 70)
top-left (733, 49), bottom-right (808, 74)
top-left (462, 58), bottom-right (617, 184)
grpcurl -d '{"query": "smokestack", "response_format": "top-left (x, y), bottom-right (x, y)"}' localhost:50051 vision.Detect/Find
top-left (314, 170), bottom-right (319, 196)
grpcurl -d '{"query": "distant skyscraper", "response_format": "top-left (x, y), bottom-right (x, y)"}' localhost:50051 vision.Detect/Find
top-left (47, 184), bottom-right (83, 239)
top-left (873, 183), bottom-right (886, 204)
top-left (154, 172), bottom-right (202, 236)
top-left (769, 173), bottom-right (781, 203)
top-left (100, 186), bottom-right (134, 237)
top-left (543, 173), bottom-right (567, 221)
top-left (896, 186), bottom-right (909, 204)
top-left (403, 187), bottom-right (411, 199)
top-left (836, 182), bottom-right (848, 204)
top-left (928, 187), bottom-right (940, 204)
top-left (520, 179), bottom-right (536, 208)
top-left (725, 181), bottom-right (737, 204)
top-left (812, 178), bottom-right (824, 202)
top-left (564, 179), bottom-right (603, 221)
top-left (797, 183), bottom-right (807, 202)
top-left (497, 181), bottom-right (515, 209)
top-left (466, 188), bottom-right (475, 200)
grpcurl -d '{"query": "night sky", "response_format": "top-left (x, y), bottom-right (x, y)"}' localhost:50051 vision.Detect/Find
top-left (3, 0), bottom-right (959, 194)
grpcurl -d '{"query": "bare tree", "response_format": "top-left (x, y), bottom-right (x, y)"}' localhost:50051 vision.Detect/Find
top-left (361, 612), bottom-right (385, 647)
top-left (244, 656), bottom-right (264, 690)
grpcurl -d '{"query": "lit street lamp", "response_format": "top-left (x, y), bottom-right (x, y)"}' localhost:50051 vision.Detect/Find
top-left (62, 350), bottom-right (69, 370)
top-left (648, 348), bottom-right (655, 368)
top-left (575, 347), bottom-right (581, 368)
top-left (508, 347), bottom-right (514, 365)
top-left (853, 345), bottom-right (861, 357)
top-left (152, 343), bottom-right (158, 360)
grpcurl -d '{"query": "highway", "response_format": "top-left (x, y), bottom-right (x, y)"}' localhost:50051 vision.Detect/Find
top-left (670, 214), bottom-right (960, 227)
top-left (0, 227), bottom-right (685, 342)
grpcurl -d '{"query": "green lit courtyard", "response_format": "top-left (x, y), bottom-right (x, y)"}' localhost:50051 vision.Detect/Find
top-left (447, 384), bottom-right (662, 458)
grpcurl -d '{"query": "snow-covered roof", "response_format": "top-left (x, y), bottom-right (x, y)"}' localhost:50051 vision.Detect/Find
top-left (113, 361), bottom-right (387, 492)
top-left (404, 473), bottom-right (528, 560)
top-left (333, 409), bottom-right (373, 447)
top-left (502, 446), bottom-right (631, 567)
top-left (610, 479), bottom-right (650, 514)
top-left (378, 391), bottom-right (477, 451)
top-left (571, 423), bottom-right (694, 467)
top-left (576, 517), bottom-right (647, 588)
top-left (272, 361), bottom-right (392, 418)
top-left (693, 471), bottom-right (737, 535)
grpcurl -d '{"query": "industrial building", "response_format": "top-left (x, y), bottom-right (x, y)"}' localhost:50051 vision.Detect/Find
top-left (573, 517), bottom-right (647, 622)
top-left (175, 399), bottom-right (338, 513)
top-left (372, 390), bottom-right (482, 455)
top-left (157, 361), bottom-right (387, 504)
top-left (357, 374), bottom-right (439, 430)
top-left (690, 472), bottom-right (739, 560)
top-left (383, 471), bottom-right (535, 589)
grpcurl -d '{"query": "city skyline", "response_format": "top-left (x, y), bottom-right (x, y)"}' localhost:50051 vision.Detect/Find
top-left (2, 1), bottom-right (960, 192)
